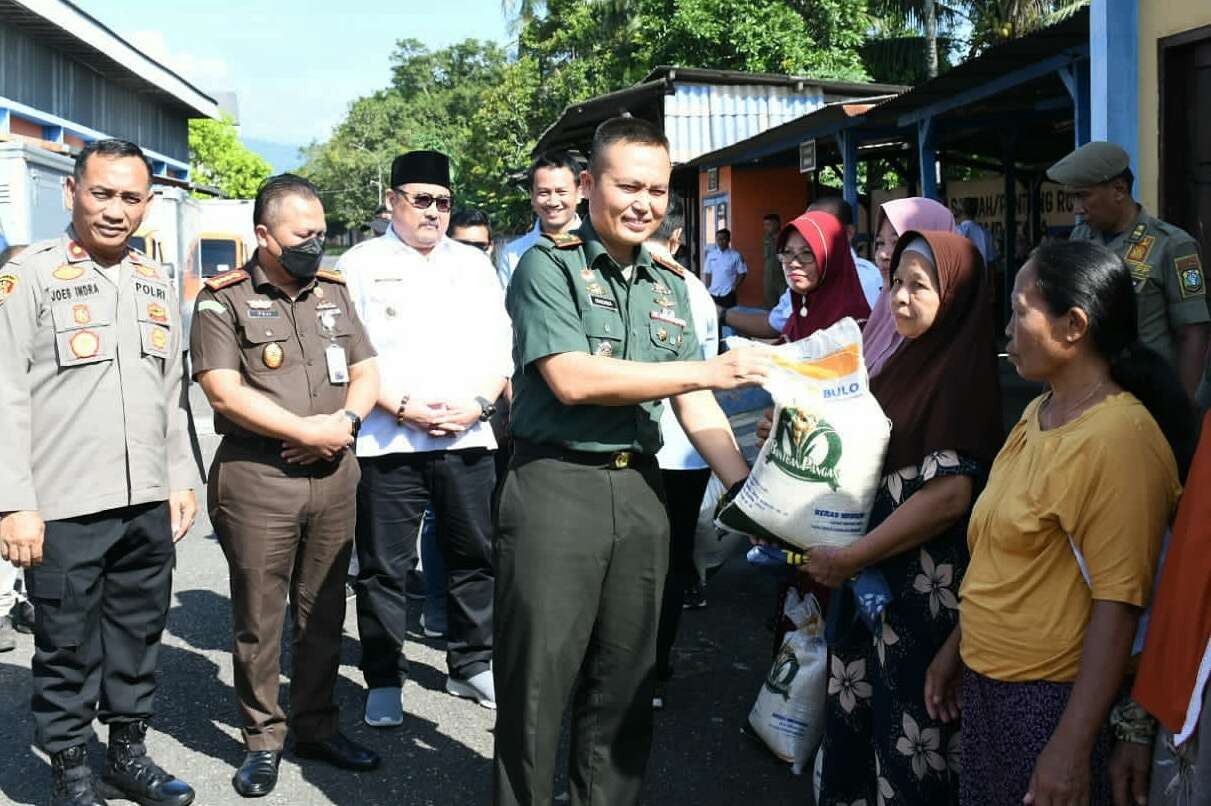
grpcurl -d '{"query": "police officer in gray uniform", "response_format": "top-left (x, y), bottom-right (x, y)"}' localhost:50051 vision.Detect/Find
top-left (0, 140), bottom-right (200, 806)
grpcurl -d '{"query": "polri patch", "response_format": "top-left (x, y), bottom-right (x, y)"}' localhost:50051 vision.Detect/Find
top-left (1176, 254), bottom-right (1205, 298)
top-left (0, 273), bottom-right (17, 305)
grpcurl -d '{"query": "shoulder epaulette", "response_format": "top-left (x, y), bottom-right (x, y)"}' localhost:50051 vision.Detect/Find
top-left (316, 268), bottom-right (345, 284)
top-left (651, 252), bottom-right (687, 279)
top-left (544, 232), bottom-right (584, 250)
top-left (204, 269), bottom-right (249, 291)
top-left (65, 240), bottom-right (90, 263)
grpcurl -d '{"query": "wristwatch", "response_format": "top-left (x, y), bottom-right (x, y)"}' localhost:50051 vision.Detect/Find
top-left (341, 409), bottom-right (363, 437)
top-left (475, 396), bottom-right (497, 422)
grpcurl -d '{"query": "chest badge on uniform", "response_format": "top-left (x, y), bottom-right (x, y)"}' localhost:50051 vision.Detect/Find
top-left (652, 283), bottom-right (671, 295)
top-left (72, 304), bottom-right (92, 325)
top-left (150, 327), bottom-right (168, 350)
top-left (653, 295), bottom-right (675, 308)
top-left (314, 286), bottom-right (325, 300)
top-left (132, 263), bottom-right (159, 280)
top-left (595, 341), bottom-right (614, 357)
top-left (262, 342), bottom-right (285, 369)
top-left (655, 327), bottom-right (669, 342)
top-left (1125, 236), bottom-right (1155, 265)
top-left (0, 273), bottom-right (18, 306)
top-left (53, 264), bottom-right (86, 282)
top-left (147, 302), bottom-right (168, 323)
top-left (580, 269), bottom-right (595, 281)
top-left (650, 309), bottom-right (687, 328)
top-left (69, 330), bottom-right (100, 359)
top-left (385, 305), bottom-right (398, 318)
top-left (586, 282), bottom-right (606, 295)
top-left (247, 298), bottom-right (272, 309)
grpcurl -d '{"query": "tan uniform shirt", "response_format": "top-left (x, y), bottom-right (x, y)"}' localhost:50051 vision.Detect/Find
top-left (0, 229), bottom-right (200, 520)
top-left (188, 256), bottom-right (376, 439)
top-left (1071, 208), bottom-right (1208, 364)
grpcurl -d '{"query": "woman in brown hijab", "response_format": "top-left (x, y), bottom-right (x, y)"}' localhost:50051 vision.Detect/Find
top-left (807, 231), bottom-right (1002, 806)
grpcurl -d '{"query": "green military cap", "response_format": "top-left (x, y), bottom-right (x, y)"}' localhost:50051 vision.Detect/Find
top-left (1046, 141), bottom-right (1131, 188)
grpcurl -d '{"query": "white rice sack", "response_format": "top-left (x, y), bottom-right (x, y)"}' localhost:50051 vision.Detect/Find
top-left (693, 475), bottom-right (748, 579)
top-left (747, 589), bottom-right (827, 773)
top-left (718, 318), bottom-right (890, 550)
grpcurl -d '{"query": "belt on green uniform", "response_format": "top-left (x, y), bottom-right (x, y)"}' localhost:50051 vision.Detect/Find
top-left (512, 439), bottom-right (654, 470)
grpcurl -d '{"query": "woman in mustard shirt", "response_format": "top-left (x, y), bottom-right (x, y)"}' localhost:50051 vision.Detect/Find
top-left (925, 241), bottom-right (1195, 806)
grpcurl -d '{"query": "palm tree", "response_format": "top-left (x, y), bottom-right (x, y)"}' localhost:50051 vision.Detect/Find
top-left (865, 0), bottom-right (962, 82)
top-left (963, 0), bottom-right (1089, 52)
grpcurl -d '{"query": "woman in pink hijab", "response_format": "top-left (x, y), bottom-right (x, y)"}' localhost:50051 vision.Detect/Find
top-left (864, 198), bottom-right (957, 376)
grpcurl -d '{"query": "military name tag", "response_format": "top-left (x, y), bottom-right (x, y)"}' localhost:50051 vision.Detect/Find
top-left (326, 343), bottom-right (349, 384)
top-left (589, 295), bottom-right (618, 311)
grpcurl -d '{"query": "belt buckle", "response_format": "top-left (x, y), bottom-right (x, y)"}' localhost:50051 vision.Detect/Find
top-left (611, 451), bottom-right (631, 470)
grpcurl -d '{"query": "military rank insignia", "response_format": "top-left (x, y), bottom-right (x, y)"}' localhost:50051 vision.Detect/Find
top-left (1128, 224), bottom-right (1147, 243)
top-left (0, 273), bottom-right (17, 306)
top-left (1176, 255), bottom-right (1205, 299)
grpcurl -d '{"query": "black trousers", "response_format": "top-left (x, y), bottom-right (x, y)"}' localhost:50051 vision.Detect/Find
top-left (494, 455), bottom-right (669, 806)
top-left (655, 468), bottom-right (712, 679)
top-left (355, 449), bottom-right (495, 685)
top-left (25, 502), bottom-right (174, 754)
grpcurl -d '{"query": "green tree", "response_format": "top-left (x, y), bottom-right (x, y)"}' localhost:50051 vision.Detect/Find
top-left (188, 115), bottom-right (272, 199)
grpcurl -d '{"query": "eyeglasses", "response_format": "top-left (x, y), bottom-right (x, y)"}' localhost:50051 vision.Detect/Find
top-left (779, 248), bottom-right (816, 265)
top-left (394, 189), bottom-right (453, 212)
top-left (455, 239), bottom-right (491, 252)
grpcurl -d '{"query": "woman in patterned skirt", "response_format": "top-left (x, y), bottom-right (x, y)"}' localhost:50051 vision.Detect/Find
top-left (807, 230), bottom-right (1003, 805)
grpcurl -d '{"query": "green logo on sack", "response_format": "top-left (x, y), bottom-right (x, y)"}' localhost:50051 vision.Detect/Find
top-left (768, 406), bottom-right (842, 490)
top-left (765, 643), bottom-right (799, 701)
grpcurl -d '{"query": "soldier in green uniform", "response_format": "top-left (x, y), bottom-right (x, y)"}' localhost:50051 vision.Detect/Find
top-left (494, 116), bottom-right (773, 806)
top-left (1048, 141), bottom-right (1210, 396)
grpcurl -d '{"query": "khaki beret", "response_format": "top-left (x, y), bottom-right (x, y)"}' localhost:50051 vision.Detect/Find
top-left (1046, 141), bottom-right (1131, 188)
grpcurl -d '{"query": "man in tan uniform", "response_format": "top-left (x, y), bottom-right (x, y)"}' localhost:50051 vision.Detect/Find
top-left (191, 175), bottom-right (381, 798)
top-left (0, 139), bottom-right (200, 806)
top-left (1049, 141), bottom-right (1210, 396)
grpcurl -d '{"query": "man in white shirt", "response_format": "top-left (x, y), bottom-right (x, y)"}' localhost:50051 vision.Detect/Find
top-left (494, 151), bottom-right (582, 289)
top-left (955, 196), bottom-right (997, 267)
top-left (339, 150), bottom-right (512, 724)
top-left (645, 195), bottom-right (718, 710)
top-left (702, 228), bottom-right (747, 307)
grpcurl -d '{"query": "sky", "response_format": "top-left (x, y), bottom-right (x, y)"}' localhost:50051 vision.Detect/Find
top-left (79, 1), bottom-right (513, 171)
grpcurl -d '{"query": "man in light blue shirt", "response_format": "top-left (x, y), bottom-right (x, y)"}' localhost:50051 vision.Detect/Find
top-left (494, 151), bottom-right (582, 289)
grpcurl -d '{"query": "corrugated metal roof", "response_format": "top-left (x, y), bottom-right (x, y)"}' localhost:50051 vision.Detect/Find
top-left (664, 82), bottom-right (825, 163)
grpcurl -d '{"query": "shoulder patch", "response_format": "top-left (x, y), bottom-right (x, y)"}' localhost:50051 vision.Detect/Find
top-left (0, 272), bottom-right (18, 306)
top-left (204, 269), bottom-right (250, 291)
top-left (651, 251), bottom-right (687, 278)
top-left (316, 268), bottom-right (345, 284)
top-left (544, 232), bottom-right (584, 250)
top-left (1176, 254), bottom-right (1205, 299)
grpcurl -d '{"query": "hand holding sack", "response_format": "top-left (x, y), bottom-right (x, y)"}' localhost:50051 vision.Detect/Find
top-left (717, 318), bottom-right (890, 551)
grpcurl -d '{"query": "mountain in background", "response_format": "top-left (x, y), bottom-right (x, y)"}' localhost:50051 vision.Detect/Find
top-left (244, 138), bottom-right (304, 174)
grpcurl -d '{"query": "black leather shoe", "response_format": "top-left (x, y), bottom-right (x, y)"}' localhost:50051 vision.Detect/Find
top-left (50, 745), bottom-right (107, 806)
top-left (233, 751), bottom-right (280, 798)
top-left (99, 720), bottom-right (195, 805)
top-left (293, 733), bottom-right (381, 772)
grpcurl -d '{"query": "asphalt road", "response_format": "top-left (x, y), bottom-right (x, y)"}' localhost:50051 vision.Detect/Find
top-left (0, 388), bottom-right (810, 806)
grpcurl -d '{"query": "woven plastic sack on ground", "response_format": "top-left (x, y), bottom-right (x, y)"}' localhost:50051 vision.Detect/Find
top-left (747, 588), bottom-right (827, 774)
top-left (717, 318), bottom-right (890, 551)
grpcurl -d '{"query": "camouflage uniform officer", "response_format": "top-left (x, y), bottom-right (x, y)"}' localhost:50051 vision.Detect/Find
top-left (0, 140), bottom-right (200, 806)
top-left (494, 117), bottom-right (770, 806)
top-left (1048, 141), bottom-right (1210, 396)
top-left (190, 175), bottom-right (381, 798)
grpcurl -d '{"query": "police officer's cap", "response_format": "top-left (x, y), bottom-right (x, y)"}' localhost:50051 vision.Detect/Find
top-left (390, 150), bottom-right (451, 190)
top-left (1046, 141), bottom-right (1130, 188)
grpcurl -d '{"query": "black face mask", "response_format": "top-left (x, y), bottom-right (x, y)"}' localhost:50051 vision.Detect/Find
top-left (273, 236), bottom-right (324, 281)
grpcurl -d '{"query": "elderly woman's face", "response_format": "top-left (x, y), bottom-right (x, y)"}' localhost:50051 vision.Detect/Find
top-left (1005, 261), bottom-right (1072, 382)
top-left (874, 215), bottom-right (898, 284)
top-left (779, 230), bottom-right (821, 294)
top-left (890, 250), bottom-right (941, 339)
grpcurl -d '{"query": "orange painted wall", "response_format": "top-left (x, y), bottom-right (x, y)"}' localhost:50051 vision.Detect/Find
top-left (10, 116), bottom-right (43, 139)
top-left (65, 134), bottom-right (87, 149)
top-left (728, 165), bottom-right (811, 307)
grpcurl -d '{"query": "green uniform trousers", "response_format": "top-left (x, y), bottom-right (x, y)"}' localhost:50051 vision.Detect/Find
top-left (493, 452), bottom-right (669, 806)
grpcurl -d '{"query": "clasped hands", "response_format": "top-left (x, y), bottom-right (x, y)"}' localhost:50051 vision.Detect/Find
top-left (397, 397), bottom-right (482, 438)
top-left (281, 411), bottom-right (355, 465)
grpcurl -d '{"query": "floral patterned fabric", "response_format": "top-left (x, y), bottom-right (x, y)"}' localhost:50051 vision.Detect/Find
top-left (817, 449), bottom-right (980, 806)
